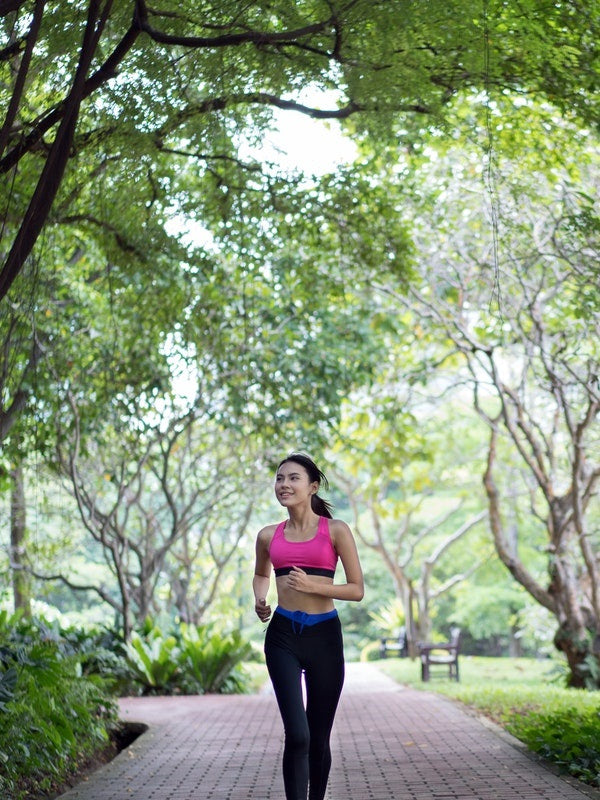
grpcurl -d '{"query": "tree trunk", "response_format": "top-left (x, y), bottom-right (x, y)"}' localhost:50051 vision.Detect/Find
top-left (553, 623), bottom-right (600, 689)
top-left (10, 463), bottom-right (31, 616)
top-left (508, 625), bottom-right (523, 657)
top-left (549, 520), bottom-right (600, 688)
top-left (484, 427), bottom-right (600, 687)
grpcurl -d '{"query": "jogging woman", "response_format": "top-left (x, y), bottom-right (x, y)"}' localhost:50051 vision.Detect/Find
top-left (253, 453), bottom-right (364, 800)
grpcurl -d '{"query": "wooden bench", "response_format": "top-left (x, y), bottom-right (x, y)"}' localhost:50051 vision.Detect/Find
top-left (418, 627), bottom-right (461, 681)
top-left (379, 626), bottom-right (408, 659)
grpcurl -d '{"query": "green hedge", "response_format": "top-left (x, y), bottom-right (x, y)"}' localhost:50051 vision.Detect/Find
top-left (508, 707), bottom-right (600, 787)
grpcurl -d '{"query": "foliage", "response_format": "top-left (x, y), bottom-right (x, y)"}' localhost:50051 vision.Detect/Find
top-left (0, 611), bottom-right (118, 800)
top-left (124, 619), bottom-right (253, 696)
top-left (360, 640), bottom-right (384, 662)
top-left (0, 610), bottom-right (254, 797)
top-left (332, 391), bottom-right (492, 644)
top-left (510, 709), bottom-right (600, 788)
top-left (2, 0), bottom-right (599, 304)
top-left (241, 661), bottom-right (271, 694)
top-left (2, 2), bottom-right (600, 706)
top-left (54, 405), bottom-right (265, 638)
top-left (176, 622), bottom-right (253, 695)
top-left (378, 656), bottom-right (600, 788)
top-left (126, 627), bottom-right (180, 693)
top-left (450, 583), bottom-right (537, 650)
top-left (369, 597), bottom-right (406, 637)
top-left (362, 94), bottom-right (600, 685)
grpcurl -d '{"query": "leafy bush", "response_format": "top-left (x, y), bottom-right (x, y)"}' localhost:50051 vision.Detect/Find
top-left (0, 612), bottom-right (118, 800)
top-left (508, 708), bottom-right (600, 787)
top-left (369, 598), bottom-right (405, 637)
top-left (124, 619), bottom-right (253, 695)
top-left (126, 627), bottom-right (180, 693)
top-left (176, 623), bottom-right (253, 694)
top-left (359, 640), bottom-right (382, 662)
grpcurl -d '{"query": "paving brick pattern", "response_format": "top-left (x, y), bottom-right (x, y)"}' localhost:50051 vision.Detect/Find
top-left (58, 663), bottom-right (599, 800)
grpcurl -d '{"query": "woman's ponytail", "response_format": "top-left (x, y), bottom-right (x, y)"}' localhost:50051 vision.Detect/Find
top-left (311, 493), bottom-right (334, 519)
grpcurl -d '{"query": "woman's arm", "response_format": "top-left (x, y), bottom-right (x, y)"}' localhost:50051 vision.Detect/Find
top-left (253, 527), bottom-right (274, 621)
top-left (287, 520), bottom-right (364, 601)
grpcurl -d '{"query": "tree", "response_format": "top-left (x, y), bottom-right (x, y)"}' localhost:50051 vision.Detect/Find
top-left (377, 99), bottom-right (600, 685)
top-left (3, 0), bottom-right (599, 474)
top-left (1, 0), bottom-right (599, 300)
top-left (331, 367), bottom-right (491, 649)
top-left (48, 393), bottom-right (265, 639)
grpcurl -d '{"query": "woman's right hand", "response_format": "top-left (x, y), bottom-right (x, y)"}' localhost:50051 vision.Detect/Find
top-left (255, 597), bottom-right (271, 622)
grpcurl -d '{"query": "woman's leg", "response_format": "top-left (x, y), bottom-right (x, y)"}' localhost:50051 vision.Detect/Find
top-left (304, 617), bottom-right (345, 800)
top-left (265, 620), bottom-right (310, 800)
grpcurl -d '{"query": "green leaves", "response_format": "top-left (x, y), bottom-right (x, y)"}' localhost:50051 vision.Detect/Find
top-left (126, 629), bottom-right (179, 692)
top-left (124, 620), bottom-right (253, 695)
top-left (0, 666), bottom-right (17, 711)
top-left (0, 615), bottom-right (118, 800)
top-left (508, 708), bottom-right (600, 788)
top-left (177, 623), bottom-right (253, 695)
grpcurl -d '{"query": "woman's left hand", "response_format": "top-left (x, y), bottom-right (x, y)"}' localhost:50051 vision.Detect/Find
top-left (287, 566), bottom-right (313, 593)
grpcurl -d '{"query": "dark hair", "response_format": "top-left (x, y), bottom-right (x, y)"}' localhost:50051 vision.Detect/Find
top-left (277, 452), bottom-right (334, 519)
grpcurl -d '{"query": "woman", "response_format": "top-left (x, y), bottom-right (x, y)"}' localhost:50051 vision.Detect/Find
top-left (253, 453), bottom-right (364, 800)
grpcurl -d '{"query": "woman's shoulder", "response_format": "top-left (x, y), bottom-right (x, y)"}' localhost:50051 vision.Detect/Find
top-left (256, 522), bottom-right (280, 546)
top-left (327, 517), bottom-right (353, 541)
top-left (328, 517), bottom-right (352, 530)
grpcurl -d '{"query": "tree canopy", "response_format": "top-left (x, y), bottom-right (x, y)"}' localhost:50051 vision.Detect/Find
top-left (1, 0), bottom-right (599, 298)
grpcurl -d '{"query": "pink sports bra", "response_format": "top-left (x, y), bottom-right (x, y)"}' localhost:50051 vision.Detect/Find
top-left (270, 516), bottom-right (338, 578)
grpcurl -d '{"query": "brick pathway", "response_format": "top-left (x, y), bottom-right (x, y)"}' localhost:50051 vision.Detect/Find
top-left (57, 662), bottom-right (600, 800)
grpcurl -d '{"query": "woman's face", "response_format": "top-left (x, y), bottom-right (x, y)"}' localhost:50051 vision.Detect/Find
top-left (274, 461), bottom-right (319, 509)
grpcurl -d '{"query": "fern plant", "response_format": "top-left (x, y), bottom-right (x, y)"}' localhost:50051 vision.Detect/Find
top-left (177, 623), bottom-right (253, 694)
top-left (125, 628), bottom-right (180, 694)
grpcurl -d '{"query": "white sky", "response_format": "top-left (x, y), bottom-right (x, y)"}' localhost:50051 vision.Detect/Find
top-left (258, 107), bottom-right (357, 175)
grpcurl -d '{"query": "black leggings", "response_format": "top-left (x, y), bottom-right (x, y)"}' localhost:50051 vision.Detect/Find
top-left (265, 610), bottom-right (345, 800)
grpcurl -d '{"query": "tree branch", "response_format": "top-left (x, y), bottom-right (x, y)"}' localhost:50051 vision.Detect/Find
top-left (22, 564), bottom-right (122, 612)
top-left (0, 0), bottom-right (116, 301)
top-left (0, 0), bottom-right (28, 15)
top-left (425, 509), bottom-right (488, 566)
top-left (430, 551), bottom-right (492, 599)
top-left (0, 0), bottom-right (45, 158)
top-left (483, 425), bottom-right (556, 613)
top-left (134, 0), bottom-right (335, 50)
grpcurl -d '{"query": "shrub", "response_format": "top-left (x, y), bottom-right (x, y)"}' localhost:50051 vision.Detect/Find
top-left (176, 623), bottom-right (253, 694)
top-left (125, 627), bottom-right (180, 694)
top-left (123, 619), bottom-right (254, 695)
top-left (359, 640), bottom-right (382, 662)
top-left (0, 613), bottom-right (118, 800)
top-left (507, 708), bottom-right (600, 787)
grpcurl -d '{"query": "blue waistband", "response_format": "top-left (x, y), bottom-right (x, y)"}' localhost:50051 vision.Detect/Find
top-left (274, 606), bottom-right (338, 634)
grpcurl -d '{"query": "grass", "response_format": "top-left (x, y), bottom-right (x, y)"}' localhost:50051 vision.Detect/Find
top-left (377, 655), bottom-right (600, 788)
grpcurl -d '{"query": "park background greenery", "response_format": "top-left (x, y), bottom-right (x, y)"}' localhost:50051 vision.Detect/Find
top-left (0, 1), bottom-right (599, 797)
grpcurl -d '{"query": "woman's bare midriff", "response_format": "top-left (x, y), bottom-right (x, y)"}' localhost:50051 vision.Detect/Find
top-left (276, 574), bottom-right (336, 614)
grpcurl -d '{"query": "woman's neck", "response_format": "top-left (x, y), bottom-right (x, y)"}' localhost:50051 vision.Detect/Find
top-left (286, 506), bottom-right (319, 535)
